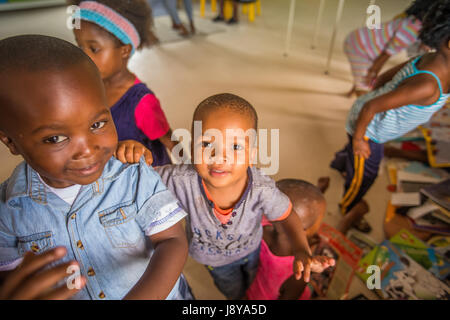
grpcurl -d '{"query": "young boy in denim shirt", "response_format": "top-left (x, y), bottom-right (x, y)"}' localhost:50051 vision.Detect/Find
top-left (0, 35), bottom-right (191, 300)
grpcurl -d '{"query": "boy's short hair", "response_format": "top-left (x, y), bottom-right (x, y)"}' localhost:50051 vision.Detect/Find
top-left (276, 179), bottom-right (325, 229)
top-left (0, 34), bottom-right (98, 128)
top-left (0, 34), bottom-right (95, 74)
top-left (418, 0), bottom-right (450, 49)
top-left (193, 93), bottom-right (258, 130)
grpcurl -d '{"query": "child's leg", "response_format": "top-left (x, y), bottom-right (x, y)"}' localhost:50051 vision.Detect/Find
top-left (213, 0), bottom-right (225, 21)
top-left (206, 247), bottom-right (260, 299)
top-left (182, 0), bottom-right (195, 33)
top-left (344, 33), bottom-right (373, 93)
top-left (339, 135), bottom-right (384, 215)
top-left (241, 245), bottom-right (260, 293)
top-left (337, 200), bottom-right (369, 234)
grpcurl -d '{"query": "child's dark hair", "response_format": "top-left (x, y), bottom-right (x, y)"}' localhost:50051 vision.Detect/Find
top-left (276, 179), bottom-right (325, 229)
top-left (405, 0), bottom-right (433, 21)
top-left (0, 34), bottom-right (95, 74)
top-left (0, 35), bottom-right (98, 130)
top-left (67, 0), bottom-right (157, 49)
top-left (418, 0), bottom-right (450, 49)
top-left (193, 93), bottom-right (258, 130)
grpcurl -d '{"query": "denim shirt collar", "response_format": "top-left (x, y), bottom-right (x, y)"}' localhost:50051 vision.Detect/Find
top-left (5, 157), bottom-right (134, 208)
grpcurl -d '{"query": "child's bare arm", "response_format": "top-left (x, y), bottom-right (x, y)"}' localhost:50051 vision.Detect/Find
top-left (274, 210), bottom-right (312, 281)
top-left (278, 275), bottom-right (307, 300)
top-left (122, 220), bottom-right (188, 300)
top-left (353, 75), bottom-right (439, 159)
top-left (0, 247), bottom-right (86, 300)
top-left (274, 210), bottom-right (334, 282)
top-left (373, 60), bottom-right (410, 90)
top-left (159, 128), bottom-right (178, 152)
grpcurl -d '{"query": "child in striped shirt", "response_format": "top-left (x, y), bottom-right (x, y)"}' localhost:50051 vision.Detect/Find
top-left (331, 0), bottom-right (450, 234)
top-left (344, 0), bottom-right (430, 97)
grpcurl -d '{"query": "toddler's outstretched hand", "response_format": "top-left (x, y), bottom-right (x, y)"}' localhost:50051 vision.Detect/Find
top-left (114, 140), bottom-right (153, 166)
top-left (0, 247), bottom-right (85, 300)
top-left (310, 255), bottom-right (335, 273)
top-left (293, 252), bottom-right (335, 282)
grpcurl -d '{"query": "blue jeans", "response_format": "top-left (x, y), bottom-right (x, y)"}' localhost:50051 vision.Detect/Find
top-left (206, 246), bottom-right (261, 300)
top-left (161, 0), bottom-right (193, 24)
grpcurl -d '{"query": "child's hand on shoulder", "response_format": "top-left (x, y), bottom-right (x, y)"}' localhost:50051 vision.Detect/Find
top-left (114, 140), bottom-right (153, 166)
top-left (0, 247), bottom-right (86, 300)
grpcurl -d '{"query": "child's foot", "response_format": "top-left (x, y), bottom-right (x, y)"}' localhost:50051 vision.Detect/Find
top-left (190, 21), bottom-right (196, 34)
top-left (213, 15), bottom-right (224, 22)
top-left (337, 200), bottom-right (369, 234)
top-left (226, 17), bottom-right (238, 24)
top-left (173, 23), bottom-right (190, 37)
top-left (352, 217), bottom-right (372, 233)
top-left (317, 177), bottom-right (330, 193)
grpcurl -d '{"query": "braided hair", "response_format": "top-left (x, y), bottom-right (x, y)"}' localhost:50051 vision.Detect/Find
top-left (418, 0), bottom-right (450, 49)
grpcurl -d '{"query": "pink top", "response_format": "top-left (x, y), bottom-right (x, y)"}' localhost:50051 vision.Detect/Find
top-left (133, 78), bottom-right (170, 140)
top-left (246, 217), bottom-right (311, 300)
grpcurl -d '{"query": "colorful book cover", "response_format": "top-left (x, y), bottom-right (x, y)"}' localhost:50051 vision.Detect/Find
top-left (357, 241), bottom-right (450, 299)
top-left (310, 223), bottom-right (363, 299)
top-left (389, 229), bottom-right (450, 281)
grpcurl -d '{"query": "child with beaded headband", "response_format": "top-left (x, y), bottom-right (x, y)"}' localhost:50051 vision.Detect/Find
top-left (68, 0), bottom-right (177, 166)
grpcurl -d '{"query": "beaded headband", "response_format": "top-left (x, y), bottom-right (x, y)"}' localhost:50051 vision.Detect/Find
top-left (78, 1), bottom-right (141, 54)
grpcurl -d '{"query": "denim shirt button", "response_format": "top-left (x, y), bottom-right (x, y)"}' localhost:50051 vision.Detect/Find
top-left (71, 213), bottom-right (76, 219)
top-left (87, 267), bottom-right (96, 276)
top-left (76, 240), bottom-right (84, 250)
top-left (98, 291), bottom-right (106, 299)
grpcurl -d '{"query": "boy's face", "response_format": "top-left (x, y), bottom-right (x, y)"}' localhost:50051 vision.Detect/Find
top-left (73, 20), bottom-right (130, 81)
top-left (193, 108), bottom-right (256, 189)
top-left (0, 62), bottom-right (118, 188)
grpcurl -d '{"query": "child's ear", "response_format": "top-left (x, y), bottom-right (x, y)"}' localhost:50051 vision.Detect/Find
top-left (121, 44), bottom-right (132, 59)
top-left (0, 132), bottom-right (20, 155)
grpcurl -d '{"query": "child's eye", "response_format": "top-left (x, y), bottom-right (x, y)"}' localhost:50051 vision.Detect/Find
top-left (91, 121), bottom-right (106, 130)
top-left (90, 46), bottom-right (100, 53)
top-left (233, 144), bottom-right (244, 151)
top-left (202, 141), bottom-right (213, 148)
top-left (44, 135), bottom-right (68, 144)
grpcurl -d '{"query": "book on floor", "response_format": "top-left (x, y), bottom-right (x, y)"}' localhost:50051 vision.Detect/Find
top-left (309, 223), bottom-right (363, 300)
top-left (420, 179), bottom-right (450, 212)
top-left (356, 240), bottom-right (450, 299)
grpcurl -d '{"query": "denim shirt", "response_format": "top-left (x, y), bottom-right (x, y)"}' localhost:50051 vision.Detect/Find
top-left (0, 157), bottom-right (187, 300)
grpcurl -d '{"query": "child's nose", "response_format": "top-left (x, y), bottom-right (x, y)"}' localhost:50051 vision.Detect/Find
top-left (72, 136), bottom-right (98, 160)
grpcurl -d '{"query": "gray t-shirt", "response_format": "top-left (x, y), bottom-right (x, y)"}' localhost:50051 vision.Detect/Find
top-left (155, 164), bottom-right (292, 267)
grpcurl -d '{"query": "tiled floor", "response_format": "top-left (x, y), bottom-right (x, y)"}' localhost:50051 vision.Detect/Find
top-left (0, 0), bottom-right (414, 299)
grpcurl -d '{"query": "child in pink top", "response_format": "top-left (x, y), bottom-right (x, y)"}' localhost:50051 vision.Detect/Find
top-left (70, 0), bottom-right (176, 166)
top-left (246, 178), bottom-right (334, 300)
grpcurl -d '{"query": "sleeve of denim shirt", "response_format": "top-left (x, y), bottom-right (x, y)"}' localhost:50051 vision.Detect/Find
top-left (133, 158), bottom-right (187, 237)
